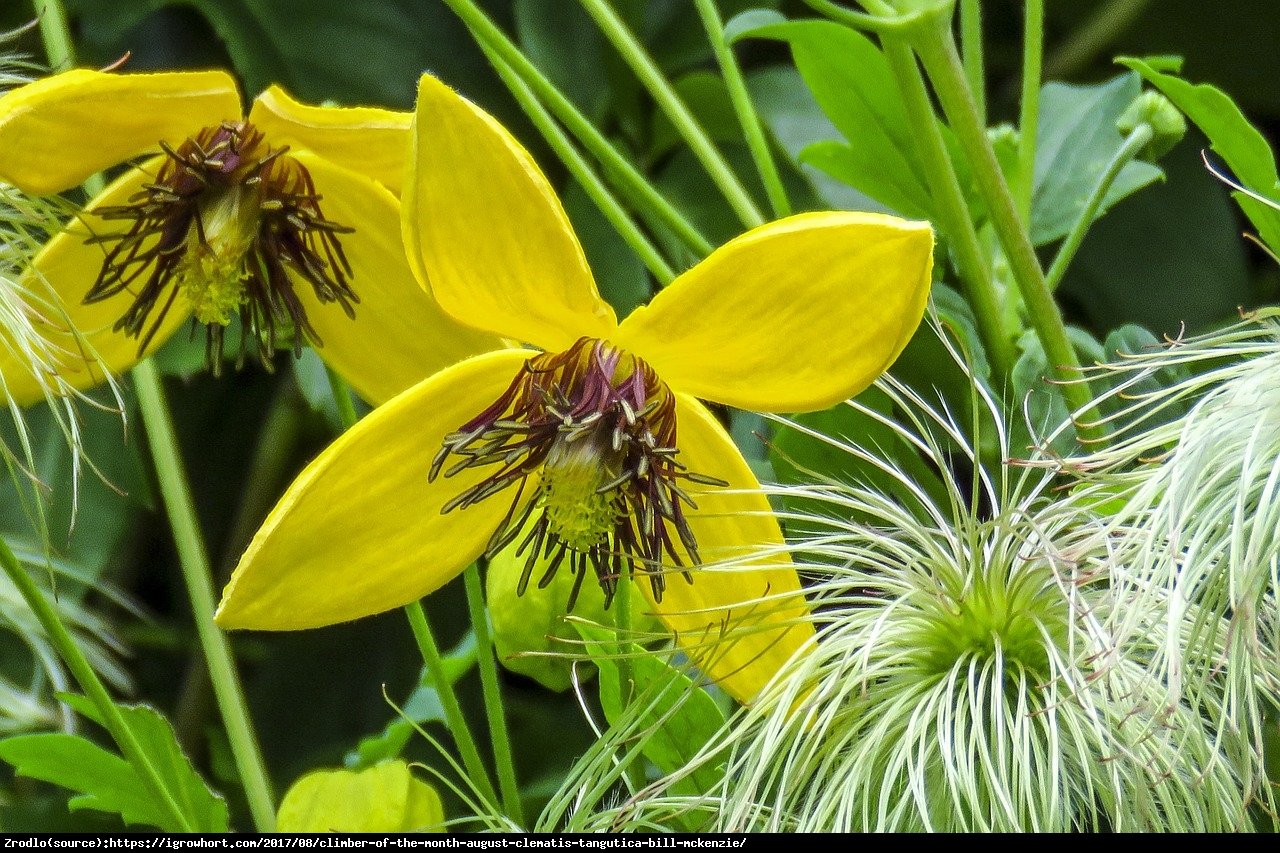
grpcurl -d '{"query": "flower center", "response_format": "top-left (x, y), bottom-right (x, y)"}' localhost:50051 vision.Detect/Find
top-left (84, 121), bottom-right (359, 373)
top-left (431, 337), bottom-right (727, 609)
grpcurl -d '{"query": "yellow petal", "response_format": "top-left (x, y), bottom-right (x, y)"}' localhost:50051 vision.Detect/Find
top-left (216, 349), bottom-right (535, 631)
top-left (0, 163), bottom-right (190, 406)
top-left (640, 395), bottom-right (815, 706)
top-left (291, 152), bottom-right (504, 406)
top-left (403, 74), bottom-right (615, 349)
top-left (613, 212), bottom-right (934, 413)
top-left (0, 69), bottom-right (241, 196)
top-left (247, 86), bottom-right (412, 195)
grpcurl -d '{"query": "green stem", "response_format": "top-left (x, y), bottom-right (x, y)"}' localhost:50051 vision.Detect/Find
top-left (320, 370), bottom-right (504, 812)
top-left (481, 46), bottom-right (675, 285)
top-left (31, 0), bottom-right (72, 70)
top-left (0, 538), bottom-right (194, 831)
top-left (1045, 124), bottom-right (1153, 293)
top-left (462, 564), bottom-right (524, 825)
top-left (611, 577), bottom-right (644, 793)
top-left (439, 0), bottom-right (714, 258)
top-left (881, 38), bottom-right (1015, 378)
top-left (911, 20), bottom-right (1106, 441)
top-left (1015, 0), bottom-right (1044, 223)
top-left (959, 0), bottom-right (985, 124)
top-left (577, 0), bottom-right (765, 230)
top-left (1045, 0), bottom-right (1154, 79)
top-left (133, 361), bottom-right (276, 831)
top-left (694, 0), bottom-right (791, 219)
top-left (404, 601), bottom-right (500, 808)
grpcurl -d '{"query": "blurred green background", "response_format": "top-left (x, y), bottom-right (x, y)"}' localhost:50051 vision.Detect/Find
top-left (1, 0), bottom-right (1276, 830)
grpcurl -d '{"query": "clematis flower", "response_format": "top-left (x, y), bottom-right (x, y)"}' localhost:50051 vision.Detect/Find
top-left (0, 69), bottom-right (497, 405)
top-left (216, 75), bottom-right (934, 704)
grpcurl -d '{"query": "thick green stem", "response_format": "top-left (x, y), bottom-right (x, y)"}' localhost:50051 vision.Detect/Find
top-left (959, 0), bottom-right (985, 123)
top-left (0, 538), bottom-right (194, 831)
top-left (1045, 124), bottom-right (1154, 293)
top-left (881, 38), bottom-right (1015, 378)
top-left (439, 0), bottom-right (714, 258)
top-left (694, 0), bottom-right (791, 219)
top-left (404, 601), bottom-right (500, 808)
top-left (31, 0), bottom-right (73, 69)
top-left (912, 21), bottom-right (1106, 440)
top-left (481, 45), bottom-right (675, 285)
top-left (577, 0), bottom-right (765, 230)
top-left (320, 370), bottom-right (504, 812)
top-left (1016, 0), bottom-right (1044, 223)
top-left (133, 361), bottom-right (276, 831)
top-left (462, 564), bottom-right (524, 825)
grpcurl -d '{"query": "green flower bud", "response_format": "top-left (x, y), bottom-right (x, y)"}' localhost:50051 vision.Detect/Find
top-left (1117, 91), bottom-right (1187, 161)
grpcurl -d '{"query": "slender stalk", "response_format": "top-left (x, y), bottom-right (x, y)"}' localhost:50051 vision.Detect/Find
top-left (694, 0), bottom-right (791, 219)
top-left (611, 577), bottom-right (644, 793)
top-left (31, 0), bottom-right (72, 70)
top-left (320, 370), bottom-right (504, 812)
top-left (462, 564), bottom-right (524, 825)
top-left (959, 0), bottom-right (985, 124)
top-left (1045, 124), bottom-right (1154, 293)
top-left (439, 0), bottom-right (714, 258)
top-left (1015, 0), bottom-right (1045, 223)
top-left (133, 361), bottom-right (276, 831)
top-left (0, 538), bottom-right (194, 831)
top-left (404, 601), bottom-right (500, 808)
top-left (881, 38), bottom-right (1015, 378)
top-left (1045, 0), bottom-right (1154, 79)
top-left (911, 20), bottom-right (1106, 440)
top-left (481, 45), bottom-right (675, 285)
top-left (577, 0), bottom-right (765, 230)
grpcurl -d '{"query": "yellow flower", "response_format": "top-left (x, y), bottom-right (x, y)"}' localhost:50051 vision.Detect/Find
top-left (0, 69), bottom-right (497, 405)
top-left (215, 75), bottom-right (934, 705)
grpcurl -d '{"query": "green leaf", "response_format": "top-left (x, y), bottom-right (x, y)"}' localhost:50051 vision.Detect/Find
top-left (1119, 57), bottom-right (1280, 253)
top-left (0, 733), bottom-right (164, 829)
top-left (578, 626), bottom-right (725, 799)
top-left (724, 8), bottom-right (785, 43)
top-left (277, 761), bottom-right (443, 832)
top-left (1031, 74), bottom-right (1164, 245)
top-left (57, 694), bottom-right (229, 831)
top-left (515, 0), bottom-right (612, 121)
top-left (739, 19), bottom-right (932, 219)
top-left (746, 66), bottom-right (884, 213)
